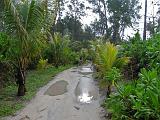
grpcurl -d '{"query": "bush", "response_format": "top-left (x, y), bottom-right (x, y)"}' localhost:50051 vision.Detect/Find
top-left (120, 33), bottom-right (160, 79)
top-left (79, 48), bottom-right (89, 64)
top-left (0, 33), bottom-right (15, 88)
top-left (99, 67), bottom-right (122, 96)
top-left (37, 59), bottom-right (48, 70)
top-left (0, 62), bottom-right (15, 88)
top-left (44, 33), bottom-right (77, 66)
top-left (105, 69), bottom-right (160, 120)
top-left (145, 34), bottom-right (160, 72)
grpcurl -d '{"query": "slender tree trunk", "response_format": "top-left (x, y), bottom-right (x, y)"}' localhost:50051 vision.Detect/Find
top-left (143, 0), bottom-right (147, 40)
top-left (121, 26), bottom-right (125, 40)
top-left (107, 85), bottom-right (111, 97)
top-left (0, 0), bottom-right (4, 32)
top-left (112, 21), bottom-right (120, 43)
top-left (103, 1), bottom-right (108, 36)
top-left (73, 12), bottom-right (77, 40)
top-left (152, 1), bottom-right (155, 35)
top-left (16, 68), bottom-right (26, 96)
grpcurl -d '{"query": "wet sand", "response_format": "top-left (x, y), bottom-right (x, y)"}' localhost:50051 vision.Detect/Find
top-left (44, 80), bottom-right (68, 96)
top-left (4, 65), bottom-right (105, 120)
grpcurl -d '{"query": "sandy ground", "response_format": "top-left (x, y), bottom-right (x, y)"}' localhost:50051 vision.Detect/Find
top-left (4, 66), bottom-right (105, 120)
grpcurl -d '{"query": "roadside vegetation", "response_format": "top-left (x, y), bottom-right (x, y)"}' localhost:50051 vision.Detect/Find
top-left (93, 33), bottom-right (160, 120)
top-left (0, 0), bottom-right (87, 117)
top-left (0, 65), bottom-right (70, 117)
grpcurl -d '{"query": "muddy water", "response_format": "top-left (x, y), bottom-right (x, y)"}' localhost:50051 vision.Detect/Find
top-left (75, 67), bottom-right (99, 103)
top-left (44, 80), bottom-right (68, 96)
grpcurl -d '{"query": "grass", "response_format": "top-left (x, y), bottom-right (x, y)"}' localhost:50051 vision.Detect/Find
top-left (0, 65), bottom-right (71, 118)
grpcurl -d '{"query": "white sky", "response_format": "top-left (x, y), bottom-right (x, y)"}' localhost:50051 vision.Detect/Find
top-left (81, 0), bottom-right (159, 38)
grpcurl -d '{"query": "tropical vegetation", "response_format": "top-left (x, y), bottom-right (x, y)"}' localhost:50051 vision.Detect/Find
top-left (1, 0), bottom-right (160, 119)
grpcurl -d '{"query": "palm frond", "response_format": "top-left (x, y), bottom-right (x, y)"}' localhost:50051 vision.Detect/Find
top-left (95, 42), bottom-right (129, 77)
top-left (4, 0), bottom-right (27, 38)
top-left (25, 0), bottom-right (45, 32)
top-left (114, 57), bottom-right (130, 69)
top-left (96, 42), bottom-right (118, 71)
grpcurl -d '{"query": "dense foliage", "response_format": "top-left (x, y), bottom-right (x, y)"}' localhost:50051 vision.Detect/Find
top-left (44, 33), bottom-right (79, 66)
top-left (1, 0), bottom-right (49, 96)
top-left (106, 69), bottom-right (160, 120)
top-left (0, 33), bottom-right (15, 88)
top-left (0, 0), bottom-right (89, 96)
top-left (103, 33), bottom-right (160, 120)
top-left (120, 33), bottom-right (160, 79)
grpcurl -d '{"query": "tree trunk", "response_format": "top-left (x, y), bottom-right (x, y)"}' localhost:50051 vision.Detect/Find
top-left (16, 68), bottom-right (26, 96)
top-left (143, 0), bottom-right (147, 40)
top-left (103, 0), bottom-right (108, 36)
top-left (107, 85), bottom-right (111, 97)
top-left (18, 84), bottom-right (25, 96)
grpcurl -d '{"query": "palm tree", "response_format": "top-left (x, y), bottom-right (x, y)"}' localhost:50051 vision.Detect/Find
top-left (3, 0), bottom-right (49, 96)
top-left (46, 33), bottom-right (71, 67)
top-left (95, 42), bottom-right (129, 96)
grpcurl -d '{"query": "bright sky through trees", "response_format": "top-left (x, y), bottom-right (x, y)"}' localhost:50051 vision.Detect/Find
top-left (81, 0), bottom-right (159, 38)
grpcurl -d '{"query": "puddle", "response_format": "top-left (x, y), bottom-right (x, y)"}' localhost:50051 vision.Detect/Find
top-left (44, 80), bottom-right (68, 96)
top-left (75, 76), bottom-right (98, 103)
top-left (79, 67), bottom-right (93, 75)
top-left (71, 70), bottom-right (77, 72)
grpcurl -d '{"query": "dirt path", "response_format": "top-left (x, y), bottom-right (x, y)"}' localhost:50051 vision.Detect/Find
top-left (5, 65), bottom-right (105, 120)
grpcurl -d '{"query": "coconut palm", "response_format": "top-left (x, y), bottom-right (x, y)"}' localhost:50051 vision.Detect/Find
top-left (3, 0), bottom-right (51, 96)
top-left (95, 42), bottom-right (129, 96)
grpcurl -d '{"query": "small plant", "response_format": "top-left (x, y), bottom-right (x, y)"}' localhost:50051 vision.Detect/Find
top-left (37, 59), bottom-right (48, 70)
top-left (95, 42), bottom-right (129, 96)
top-left (100, 67), bottom-right (122, 96)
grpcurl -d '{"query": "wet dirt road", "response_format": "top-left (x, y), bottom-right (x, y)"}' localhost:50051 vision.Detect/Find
top-left (5, 65), bottom-right (105, 120)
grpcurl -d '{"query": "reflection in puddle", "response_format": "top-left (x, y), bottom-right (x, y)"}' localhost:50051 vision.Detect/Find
top-left (81, 68), bottom-right (92, 72)
top-left (75, 67), bottom-right (98, 104)
top-left (79, 67), bottom-right (93, 75)
top-left (78, 93), bottom-right (93, 103)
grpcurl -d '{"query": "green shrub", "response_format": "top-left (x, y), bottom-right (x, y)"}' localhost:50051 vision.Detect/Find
top-left (67, 51), bottom-right (80, 65)
top-left (44, 33), bottom-right (77, 66)
top-left (100, 67), bottom-right (122, 96)
top-left (105, 67), bottom-right (122, 86)
top-left (0, 32), bottom-right (15, 87)
top-left (105, 69), bottom-right (160, 120)
top-left (79, 48), bottom-right (89, 64)
top-left (120, 33), bottom-right (160, 79)
top-left (145, 34), bottom-right (160, 72)
top-left (37, 59), bottom-right (48, 70)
